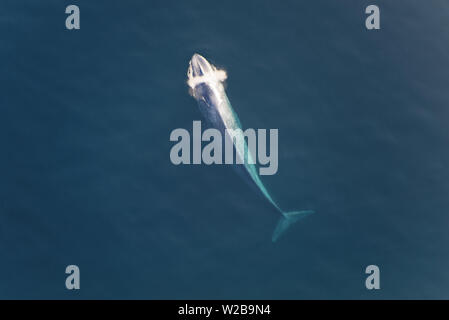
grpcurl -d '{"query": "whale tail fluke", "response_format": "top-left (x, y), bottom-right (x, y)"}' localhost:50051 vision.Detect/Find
top-left (271, 210), bottom-right (314, 242)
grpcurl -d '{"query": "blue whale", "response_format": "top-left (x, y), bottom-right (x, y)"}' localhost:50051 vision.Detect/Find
top-left (187, 53), bottom-right (313, 242)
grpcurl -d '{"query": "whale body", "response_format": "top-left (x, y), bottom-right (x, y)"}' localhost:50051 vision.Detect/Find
top-left (187, 53), bottom-right (313, 242)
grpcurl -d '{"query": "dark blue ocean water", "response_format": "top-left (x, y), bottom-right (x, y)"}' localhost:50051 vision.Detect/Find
top-left (1, 0), bottom-right (449, 299)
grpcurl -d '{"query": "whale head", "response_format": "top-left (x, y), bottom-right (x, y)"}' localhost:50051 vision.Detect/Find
top-left (187, 53), bottom-right (227, 89)
top-left (189, 53), bottom-right (213, 77)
